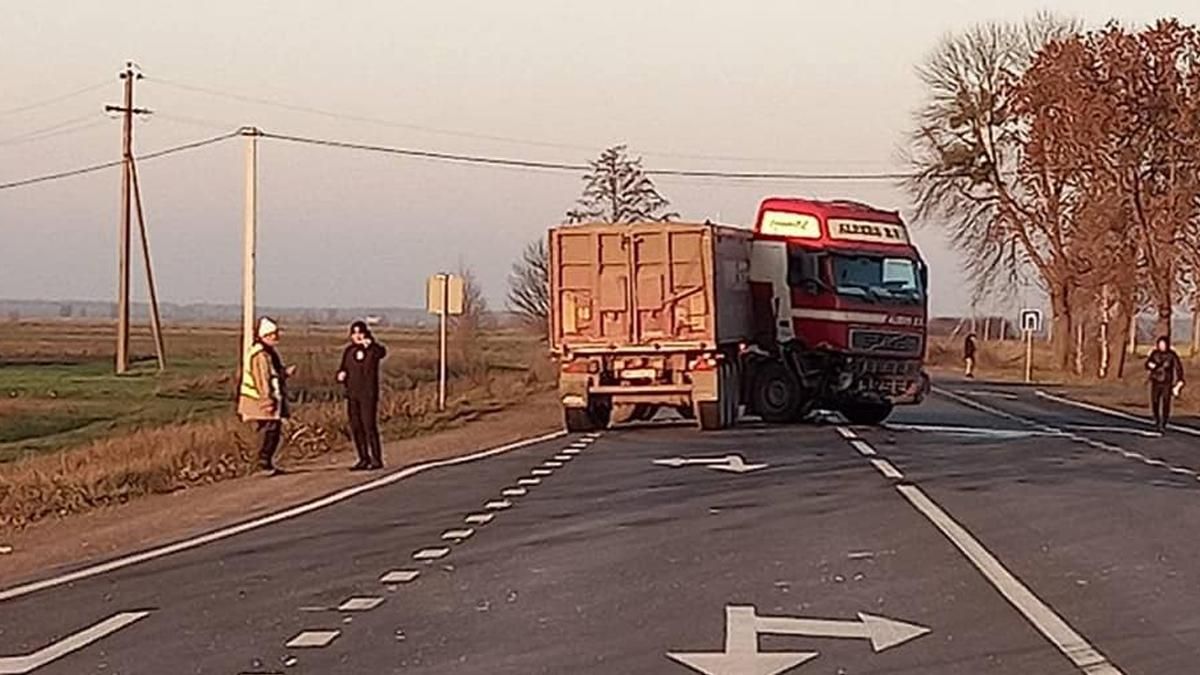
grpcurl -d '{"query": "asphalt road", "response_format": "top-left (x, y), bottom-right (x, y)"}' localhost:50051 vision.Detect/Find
top-left (3, 378), bottom-right (1200, 674)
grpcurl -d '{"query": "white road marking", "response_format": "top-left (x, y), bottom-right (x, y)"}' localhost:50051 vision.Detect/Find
top-left (850, 439), bottom-right (877, 457)
top-left (543, 461), bottom-right (565, 468)
top-left (553, 454), bottom-right (574, 461)
top-left (503, 487), bottom-right (529, 497)
top-left (1170, 466), bottom-right (1197, 476)
top-left (836, 427), bottom-right (858, 440)
top-left (569, 441), bottom-right (590, 449)
top-left (442, 528), bottom-right (474, 542)
top-left (652, 455), bottom-right (768, 474)
top-left (896, 484), bottom-right (1123, 674)
top-left (485, 500), bottom-right (512, 510)
top-left (1065, 425), bottom-right (1161, 438)
top-left (379, 570), bottom-right (420, 584)
top-left (0, 611), bottom-right (150, 675)
top-left (337, 597), bottom-right (383, 612)
top-left (518, 476), bottom-right (542, 485)
top-left (885, 422), bottom-right (1057, 439)
top-left (531, 468), bottom-right (554, 476)
top-left (0, 431), bottom-right (567, 603)
top-left (870, 459), bottom-right (904, 480)
top-left (962, 389), bottom-right (1020, 400)
top-left (285, 630), bottom-right (340, 648)
top-left (465, 513), bottom-right (495, 525)
top-left (413, 547), bottom-right (450, 561)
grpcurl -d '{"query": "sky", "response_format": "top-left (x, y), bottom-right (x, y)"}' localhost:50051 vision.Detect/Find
top-left (2, 0), bottom-right (1197, 317)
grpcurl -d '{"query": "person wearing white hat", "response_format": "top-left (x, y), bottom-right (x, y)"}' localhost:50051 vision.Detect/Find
top-left (238, 316), bottom-right (296, 474)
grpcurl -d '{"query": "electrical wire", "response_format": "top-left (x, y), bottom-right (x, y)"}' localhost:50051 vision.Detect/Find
top-left (0, 115), bottom-right (106, 146)
top-left (0, 131), bottom-right (239, 191)
top-left (0, 81), bottom-right (111, 117)
top-left (256, 130), bottom-right (912, 181)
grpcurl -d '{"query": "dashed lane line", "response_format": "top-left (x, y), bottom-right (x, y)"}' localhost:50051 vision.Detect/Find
top-left (441, 529), bottom-right (474, 542)
top-left (0, 431), bottom-right (566, 604)
top-left (531, 468), bottom-right (554, 476)
top-left (379, 570), bottom-right (420, 584)
top-left (485, 500), bottom-right (512, 510)
top-left (850, 439), bottom-right (877, 457)
top-left (412, 547), bottom-right (450, 562)
top-left (838, 427), bottom-right (1125, 675)
top-left (502, 487), bottom-right (528, 497)
top-left (337, 597), bottom-right (384, 612)
top-left (465, 513), bottom-right (495, 525)
top-left (285, 630), bottom-right (340, 649)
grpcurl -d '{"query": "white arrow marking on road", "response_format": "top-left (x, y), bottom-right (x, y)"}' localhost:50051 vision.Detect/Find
top-left (667, 605), bottom-right (929, 675)
top-left (653, 455), bottom-right (768, 474)
top-left (0, 611), bottom-right (150, 675)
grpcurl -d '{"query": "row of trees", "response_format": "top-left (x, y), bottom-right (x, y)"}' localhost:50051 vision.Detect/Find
top-left (907, 14), bottom-right (1200, 377)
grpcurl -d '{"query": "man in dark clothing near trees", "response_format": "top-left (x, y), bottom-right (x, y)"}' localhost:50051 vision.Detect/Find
top-left (1145, 336), bottom-right (1185, 432)
top-left (963, 333), bottom-right (977, 378)
top-left (338, 321), bottom-right (388, 470)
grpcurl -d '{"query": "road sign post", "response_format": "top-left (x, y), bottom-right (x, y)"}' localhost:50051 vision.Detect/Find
top-left (1020, 309), bottom-right (1043, 383)
top-left (427, 273), bottom-right (465, 411)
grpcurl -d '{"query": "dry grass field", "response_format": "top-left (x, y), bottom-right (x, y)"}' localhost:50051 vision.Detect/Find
top-left (0, 320), bottom-right (552, 531)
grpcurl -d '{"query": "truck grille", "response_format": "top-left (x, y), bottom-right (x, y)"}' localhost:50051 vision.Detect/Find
top-left (849, 330), bottom-right (921, 355)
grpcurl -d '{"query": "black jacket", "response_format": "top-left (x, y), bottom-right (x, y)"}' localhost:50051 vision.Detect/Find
top-left (1146, 349), bottom-right (1184, 385)
top-left (339, 341), bottom-right (387, 399)
top-left (964, 336), bottom-right (977, 359)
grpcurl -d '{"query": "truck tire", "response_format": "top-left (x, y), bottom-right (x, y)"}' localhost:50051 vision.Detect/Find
top-left (751, 361), bottom-right (801, 423)
top-left (841, 400), bottom-right (894, 426)
top-left (563, 400), bottom-right (612, 432)
top-left (697, 401), bottom-right (723, 431)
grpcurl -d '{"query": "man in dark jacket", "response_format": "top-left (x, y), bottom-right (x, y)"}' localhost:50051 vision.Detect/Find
top-left (1146, 336), bottom-right (1185, 432)
top-left (337, 321), bottom-right (388, 470)
top-left (964, 333), bottom-right (978, 378)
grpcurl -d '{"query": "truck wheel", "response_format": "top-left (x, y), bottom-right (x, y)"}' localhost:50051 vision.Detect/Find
top-left (841, 400), bottom-right (894, 426)
top-left (696, 401), bottom-right (723, 430)
top-left (564, 407), bottom-right (595, 432)
top-left (752, 361), bottom-right (801, 423)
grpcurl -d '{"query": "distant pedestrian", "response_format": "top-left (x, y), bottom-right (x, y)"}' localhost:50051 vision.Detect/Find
top-left (1145, 336), bottom-right (1185, 432)
top-left (238, 317), bottom-right (295, 474)
top-left (337, 321), bottom-right (387, 471)
top-left (963, 333), bottom-right (977, 378)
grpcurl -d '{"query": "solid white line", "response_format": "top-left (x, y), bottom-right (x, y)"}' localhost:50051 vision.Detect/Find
top-left (851, 440), bottom-right (877, 457)
top-left (379, 570), bottom-right (420, 584)
top-left (870, 459), bottom-right (904, 480)
top-left (1036, 390), bottom-right (1200, 437)
top-left (0, 611), bottom-right (150, 674)
top-left (285, 630), bottom-right (340, 648)
top-left (896, 484), bottom-right (1123, 674)
top-left (337, 597), bottom-right (383, 612)
top-left (0, 431), bottom-right (566, 603)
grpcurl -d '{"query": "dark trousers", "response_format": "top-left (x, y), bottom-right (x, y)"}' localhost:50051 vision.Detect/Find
top-left (348, 396), bottom-right (382, 466)
top-left (1151, 383), bottom-right (1173, 429)
top-left (256, 420), bottom-right (282, 469)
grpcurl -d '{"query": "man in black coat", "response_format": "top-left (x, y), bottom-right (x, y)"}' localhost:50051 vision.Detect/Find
top-left (1145, 335), bottom-right (1185, 432)
top-left (337, 321), bottom-right (388, 470)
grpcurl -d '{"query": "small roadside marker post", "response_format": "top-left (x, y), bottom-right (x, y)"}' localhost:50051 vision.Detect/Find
top-left (1020, 309), bottom-right (1043, 383)
top-left (426, 273), bottom-right (465, 410)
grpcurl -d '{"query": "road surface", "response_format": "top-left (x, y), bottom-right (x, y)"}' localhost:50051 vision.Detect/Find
top-left (3, 378), bottom-right (1200, 674)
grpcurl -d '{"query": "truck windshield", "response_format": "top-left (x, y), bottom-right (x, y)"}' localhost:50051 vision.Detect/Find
top-left (831, 254), bottom-right (924, 304)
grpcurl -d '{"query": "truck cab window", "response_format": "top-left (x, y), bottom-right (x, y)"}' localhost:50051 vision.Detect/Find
top-left (787, 247), bottom-right (824, 292)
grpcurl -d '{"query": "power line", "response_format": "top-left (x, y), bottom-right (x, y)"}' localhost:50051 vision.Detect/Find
top-left (0, 130), bottom-right (238, 191)
top-left (151, 76), bottom-right (901, 167)
top-left (0, 116), bottom-right (107, 146)
top-left (256, 130), bottom-right (912, 181)
top-left (0, 81), bottom-right (111, 118)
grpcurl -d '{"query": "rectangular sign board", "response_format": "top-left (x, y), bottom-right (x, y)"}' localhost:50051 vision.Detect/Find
top-left (427, 274), bottom-right (465, 316)
top-left (1020, 308), bottom-right (1043, 333)
top-left (828, 218), bottom-right (910, 245)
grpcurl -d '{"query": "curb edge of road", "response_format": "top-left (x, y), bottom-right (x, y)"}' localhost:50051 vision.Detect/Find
top-left (0, 430), bottom-right (568, 605)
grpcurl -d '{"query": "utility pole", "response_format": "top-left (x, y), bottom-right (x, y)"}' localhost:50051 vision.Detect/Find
top-left (241, 126), bottom-right (262, 360)
top-left (105, 63), bottom-right (151, 374)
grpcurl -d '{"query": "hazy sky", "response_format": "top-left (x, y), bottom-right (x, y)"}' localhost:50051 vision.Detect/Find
top-left (2, 0), bottom-right (1197, 316)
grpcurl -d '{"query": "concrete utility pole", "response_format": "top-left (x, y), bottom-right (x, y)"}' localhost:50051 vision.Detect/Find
top-left (105, 63), bottom-right (151, 374)
top-left (240, 127), bottom-right (262, 359)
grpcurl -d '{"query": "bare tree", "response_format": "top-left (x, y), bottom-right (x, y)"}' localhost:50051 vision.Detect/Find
top-left (566, 145), bottom-right (678, 223)
top-left (507, 238), bottom-right (550, 332)
top-left (452, 266), bottom-right (489, 377)
top-left (904, 13), bottom-right (1083, 368)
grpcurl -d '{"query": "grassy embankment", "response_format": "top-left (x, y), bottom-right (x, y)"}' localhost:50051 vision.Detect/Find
top-left (0, 321), bottom-right (552, 530)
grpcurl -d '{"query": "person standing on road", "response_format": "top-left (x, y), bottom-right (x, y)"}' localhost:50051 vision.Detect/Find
top-left (1146, 336), bottom-right (1185, 432)
top-left (337, 321), bottom-right (388, 471)
top-left (238, 317), bottom-right (295, 474)
top-left (963, 333), bottom-right (978, 378)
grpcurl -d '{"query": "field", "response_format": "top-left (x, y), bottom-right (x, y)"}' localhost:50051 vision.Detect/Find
top-left (0, 320), bottom-right (550, 530)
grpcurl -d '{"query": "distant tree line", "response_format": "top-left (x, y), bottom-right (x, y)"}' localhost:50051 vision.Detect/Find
top-left (907, 14), bottom-right (1200, 378)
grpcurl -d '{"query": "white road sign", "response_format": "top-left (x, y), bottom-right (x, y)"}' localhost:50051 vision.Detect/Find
top-left (1020, 308), bottom-right (1043, 333)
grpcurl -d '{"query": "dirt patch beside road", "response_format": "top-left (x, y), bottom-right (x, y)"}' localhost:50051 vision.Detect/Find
top-left (0, 391), bottom-right (560, 588)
